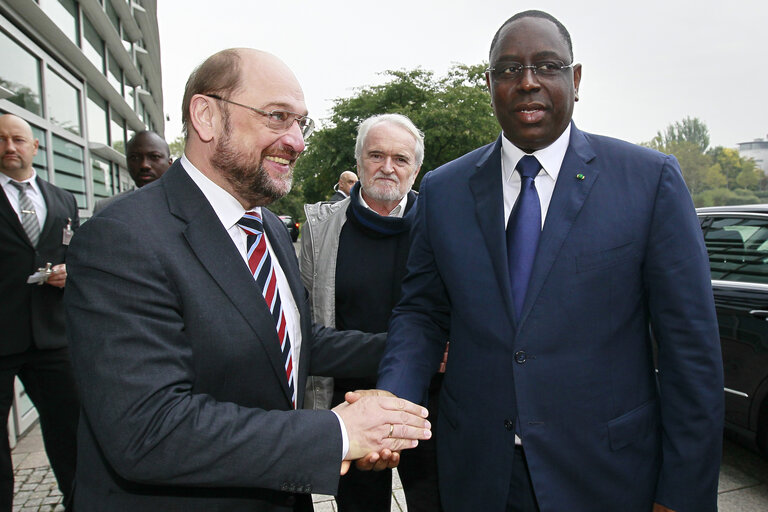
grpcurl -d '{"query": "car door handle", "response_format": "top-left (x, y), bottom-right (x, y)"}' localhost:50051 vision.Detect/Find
top-left (749, 310), bottom-right (768, 320)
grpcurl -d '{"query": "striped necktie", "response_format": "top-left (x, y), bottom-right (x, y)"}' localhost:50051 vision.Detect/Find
top-left (10, 181), bottom-right (41, 247)
top-left (238, 211), bottom-right (296, 408)
top-left (506, 155), bottom-right (542, 319)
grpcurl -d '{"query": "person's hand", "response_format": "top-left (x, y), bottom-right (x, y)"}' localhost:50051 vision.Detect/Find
top-left (332, 389), bottom-right (430, 466)
top-left (652, 504), bottom-right (676, 512)
top-left (46, 264), bottom-right (67, 288)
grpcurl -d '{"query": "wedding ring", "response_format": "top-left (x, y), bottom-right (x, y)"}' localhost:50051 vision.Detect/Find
top-left (388, 423), bottom-right (394, 438)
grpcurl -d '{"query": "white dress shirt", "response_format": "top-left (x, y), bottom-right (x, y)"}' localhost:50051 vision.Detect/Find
top-left (501, 124), bottom-right (571, 228)
top-left (358, 189), bottom-right (409, 218)
top-left (0, 173), bottom-right (47, 229)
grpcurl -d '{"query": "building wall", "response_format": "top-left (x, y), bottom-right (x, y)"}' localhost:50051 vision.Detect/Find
top-left (0, 0), bottom-right (163, 443)
top-left (0, 0), bottom-right (163, 216)
top-left (738, 138), bottom-right (768, 175)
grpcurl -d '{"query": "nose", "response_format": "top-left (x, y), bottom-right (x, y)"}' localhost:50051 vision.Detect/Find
top-left (380, 156), bottom-right (395, 174)
top-left (518, 67), bottom-right (541, 91)
top-left (282, 120), bottom-right (306, 154)
top-left (139, 156), bottom-right (152, 170)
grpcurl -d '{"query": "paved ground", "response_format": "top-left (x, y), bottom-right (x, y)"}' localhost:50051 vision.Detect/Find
top-left (12, 421), bottom-right (768, 511)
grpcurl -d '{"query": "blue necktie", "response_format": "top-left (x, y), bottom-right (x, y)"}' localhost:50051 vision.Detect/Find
top-left (506, 155), bottom-right (542, 319)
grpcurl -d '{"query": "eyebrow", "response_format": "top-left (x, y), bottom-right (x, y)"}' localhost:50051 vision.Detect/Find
top-left (494, 50), bottom-right (567, 62)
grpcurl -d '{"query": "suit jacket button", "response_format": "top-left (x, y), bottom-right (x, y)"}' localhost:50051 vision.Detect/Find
top-left (514, 351), bottom-right (526, 364)
top-left (504, 419), bottom-right (514, 430)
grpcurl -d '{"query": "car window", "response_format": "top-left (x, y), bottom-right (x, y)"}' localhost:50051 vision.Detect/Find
top-left (703, 216), bottom-right (768, 284)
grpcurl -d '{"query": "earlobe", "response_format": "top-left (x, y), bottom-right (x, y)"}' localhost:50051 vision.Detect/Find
top-left (189, 95), bottom-right (216, 143)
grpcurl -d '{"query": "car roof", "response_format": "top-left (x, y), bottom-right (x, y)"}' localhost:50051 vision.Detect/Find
top-left (696, 204), bottom-right (768, 215)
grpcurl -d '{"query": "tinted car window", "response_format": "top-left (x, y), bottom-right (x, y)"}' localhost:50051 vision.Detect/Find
top-left (704, 216), bottom-right (768, 284)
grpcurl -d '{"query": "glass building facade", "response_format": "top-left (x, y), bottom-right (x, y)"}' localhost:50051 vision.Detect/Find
top-left (0, 0), bottom-right (163, 443)
top-left (0, 0), bottom-right (164, 213)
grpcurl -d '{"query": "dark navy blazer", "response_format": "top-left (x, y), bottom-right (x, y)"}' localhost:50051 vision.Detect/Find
top-left (378, 124), bottom-right (724, 512)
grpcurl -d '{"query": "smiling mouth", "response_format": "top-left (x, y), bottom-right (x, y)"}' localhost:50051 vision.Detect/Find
top-left (265, 156), bottom-right (291, 165)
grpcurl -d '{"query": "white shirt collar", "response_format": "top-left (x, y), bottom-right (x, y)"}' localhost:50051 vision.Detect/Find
top-left (358, 190), bottom-right (409, 218)
top-left (180, 154), bottom-right (256, 227)
top-left (501, 123), bottom-right (571, 185)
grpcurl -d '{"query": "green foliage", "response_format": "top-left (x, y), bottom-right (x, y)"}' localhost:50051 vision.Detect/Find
top-left (168, 135), bottom-right (185, 159)
top-left (643, 118), bottom-right (765, 207)
top-left (294, 64), bottom-right (498, 204)
top-left (647, 116), bottom-right (710, 153)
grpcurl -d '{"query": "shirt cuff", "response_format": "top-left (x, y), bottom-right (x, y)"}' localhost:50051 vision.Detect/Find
top-left (332, 410), bottom-right (349, 459)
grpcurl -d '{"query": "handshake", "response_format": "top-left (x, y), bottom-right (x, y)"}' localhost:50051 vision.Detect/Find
top-left (332, 389), bottom-right (431, 475)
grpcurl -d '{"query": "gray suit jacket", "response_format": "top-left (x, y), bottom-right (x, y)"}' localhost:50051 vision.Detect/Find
top-left (65, 161), bottom-right (384, 511)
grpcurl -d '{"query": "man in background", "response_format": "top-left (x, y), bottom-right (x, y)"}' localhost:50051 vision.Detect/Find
top-left (64, 48), bottom-right (429, 511)
top-left (301, 114), bottom-right (441, 512)
top-left (0, 113), bottom-right (79, 510)
top-left (93, 130), bottom-right (172, 214)
top-left (378, 10), bottom-right (723, 512)
top-left (329, 170), bottom-right (358, 202)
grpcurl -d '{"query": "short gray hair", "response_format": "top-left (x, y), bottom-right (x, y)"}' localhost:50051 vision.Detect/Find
top-left (354, 114), bottom-right (425, 167)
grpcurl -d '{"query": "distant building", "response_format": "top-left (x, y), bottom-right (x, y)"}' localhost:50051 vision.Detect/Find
top-left (738, 135), bottom-right (768, 175)
top-left (0, 0), bottom-right (164, 215)
top-left (0, 0), bottom-right (163, 444)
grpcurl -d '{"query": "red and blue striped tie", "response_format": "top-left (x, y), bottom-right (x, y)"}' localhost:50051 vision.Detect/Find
top-left (238, 211), bottom-right (296, 408)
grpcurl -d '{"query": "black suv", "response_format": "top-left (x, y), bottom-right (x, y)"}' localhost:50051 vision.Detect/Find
top-left (698, 204), bottom-right (768, 456)
top-left (278, 215), bottom-right (300, 242)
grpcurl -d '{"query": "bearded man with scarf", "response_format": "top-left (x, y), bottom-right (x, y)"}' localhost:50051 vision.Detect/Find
top-left (300, 114), bottom-right (443, 512)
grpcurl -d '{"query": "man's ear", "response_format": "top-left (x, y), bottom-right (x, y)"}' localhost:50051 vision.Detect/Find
top-left (188, 94), bottom-right (218, 143)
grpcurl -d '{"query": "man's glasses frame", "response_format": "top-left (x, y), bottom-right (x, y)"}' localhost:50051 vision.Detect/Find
top-left (204, 94), bottom-right (315, 138)
top-left (486, 62), bottom-right (574, 81)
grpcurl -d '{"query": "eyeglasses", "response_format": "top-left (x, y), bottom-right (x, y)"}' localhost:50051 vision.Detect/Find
top-left (204, 94), bottom-right (315, 138)
top-left (486, 62), bottom-right (574, 81)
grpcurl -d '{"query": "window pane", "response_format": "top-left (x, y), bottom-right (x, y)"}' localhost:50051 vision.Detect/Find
top-left (38, 0), bottom-right (79, 45)
top-left (30, 124), bottom-right (48, 181)
top-left (82, 16), bottom-right (105, 74)
top-left (86, 86), bottom-right (108, 145)
top-left (107, 51), bottom-right (123, 95)
top-left (106, 1), bottom-right (120, 34)
top-left (110, 110), bottom-right (125, 153)
top-left (90, 155), bottom-right (112, 199)
top-left (46, 69), bottom-right (82, 136)
top-left (0, 31), bottom-right (42, 116)
top-left (52, 134), bottom-right (86, 208)
top-left (705, 217), bottom-right (768, 284)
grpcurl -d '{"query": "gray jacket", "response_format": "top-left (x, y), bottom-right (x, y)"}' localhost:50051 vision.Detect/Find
top-left (299, 198), bottom-right (350, 409)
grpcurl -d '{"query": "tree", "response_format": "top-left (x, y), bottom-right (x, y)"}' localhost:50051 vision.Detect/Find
top-left (648, 117), bottom-right (710, 153)
top-left (168, 135), bottom-right (185, 159)
top-left (293, 64), bottom-right (499, 206)
top-left (708, 146), bottom-right (761, 191)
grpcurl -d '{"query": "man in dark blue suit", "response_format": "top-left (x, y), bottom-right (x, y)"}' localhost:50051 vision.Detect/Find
top-left (377, 10), bottom-right (723, 512)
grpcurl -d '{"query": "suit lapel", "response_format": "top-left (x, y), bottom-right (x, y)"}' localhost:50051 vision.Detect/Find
top-left (519, 125), bottom-right (598, 324)
top-left (37, 178), bottom-right (62, 245)
top-left (469, 136), bottom-right (517, 328)
top-left (164, 163), bottom-right (293, 405)
top-left (0, 183), bottom-right (29, 245)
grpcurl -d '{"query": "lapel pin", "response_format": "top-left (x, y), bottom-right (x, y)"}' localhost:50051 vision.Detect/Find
top-left (576, 173), bottom-right (585, 180)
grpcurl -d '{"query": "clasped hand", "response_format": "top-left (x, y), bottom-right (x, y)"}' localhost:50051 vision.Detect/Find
top-left (332, 389), bottom-right (430, 475)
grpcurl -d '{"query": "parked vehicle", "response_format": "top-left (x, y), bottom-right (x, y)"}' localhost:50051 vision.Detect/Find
top-left (278, 215), bottom-right (300, 242)
top-left (698, 204), bottom-right (768, 456)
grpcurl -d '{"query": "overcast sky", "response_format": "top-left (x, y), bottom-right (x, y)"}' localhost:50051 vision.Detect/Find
top-left (157, 0), bottom-right (768, 152)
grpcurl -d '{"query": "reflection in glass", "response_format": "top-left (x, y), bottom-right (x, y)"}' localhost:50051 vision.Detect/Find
top-left (107, 51), bottom-right (123, 95)
top-left (111, 110), bottom-right (125, 154)
top-left (82, 16), bottom-right (105, 73)
top-left (46, 69), bottom-right (82, 136)
top-left (86, 87), bottom-right (108, 145)
top-left (52, 134), bottom-right (86, 208)
top-left (106, 1), bottom-right (120, 34)
top-left (0, 30), bottom-right (42, 116)
top-left (30, 125), bottom-right (49, 181)
top-left (38, 0), bottom-right (79, 45)
top-left (91, 155), bottom-right (112, 200)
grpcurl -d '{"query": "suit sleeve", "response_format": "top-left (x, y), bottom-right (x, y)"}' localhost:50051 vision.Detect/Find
top-left (378, 172), bottom-right (451, 405)
top-left (64, 214), bottom-right (343, 494)
top-left (644, 156), bottom-right (724, 511)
